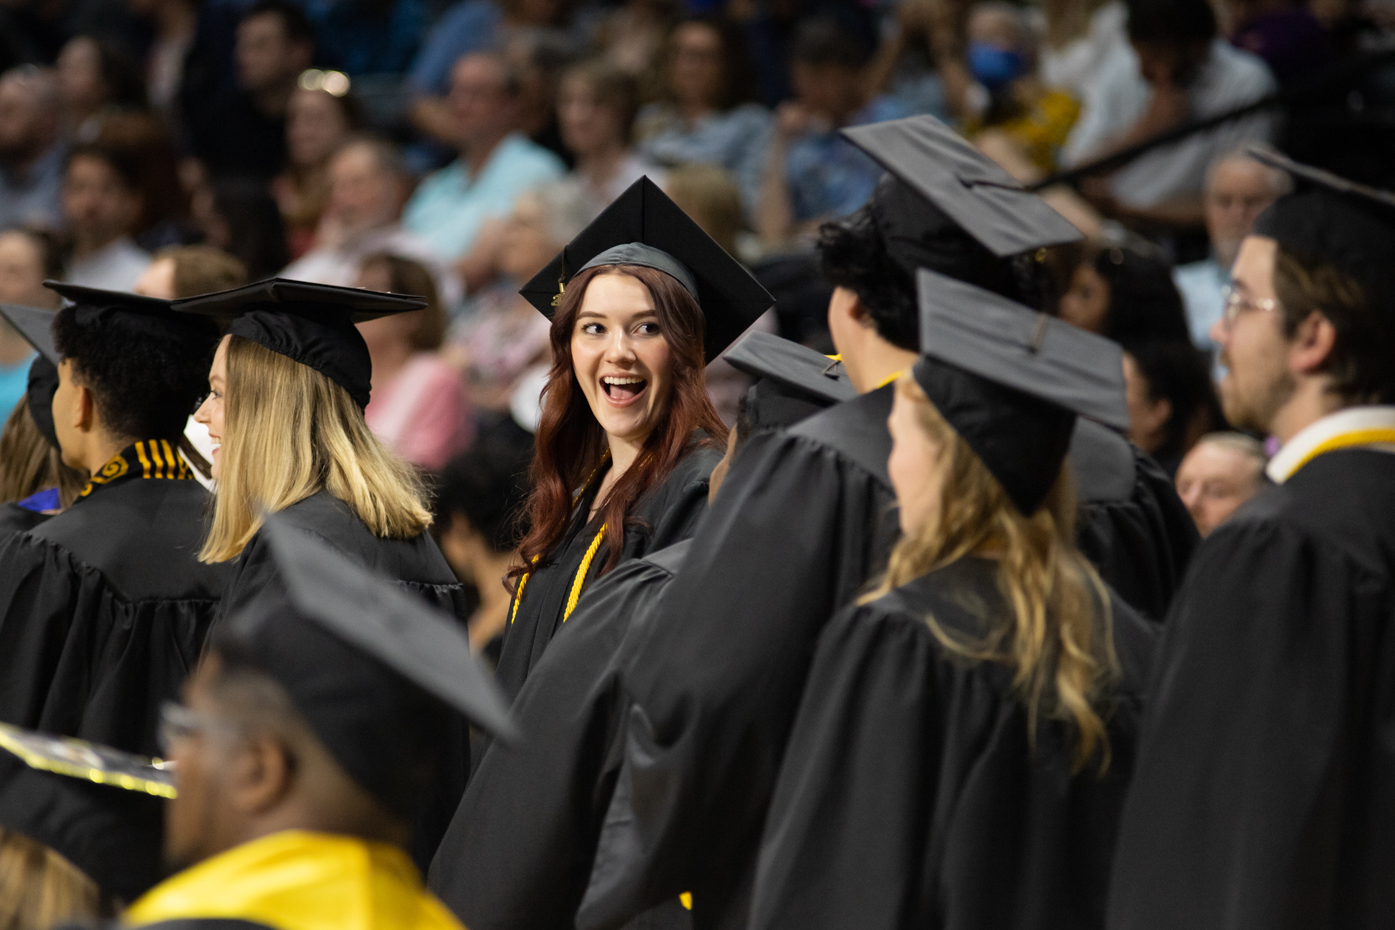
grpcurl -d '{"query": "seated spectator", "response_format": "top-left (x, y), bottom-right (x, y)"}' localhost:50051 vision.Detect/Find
top-left (1225, 0), bottom-right (1330, 80)
top-left (185, 0), bottom-right (314, 180)
top-left (961, 3), bottom-right (1082, 173)
top-left (1058, 243), bottom-right (1193, 343)
top-left (556, 60), bottom-right (656, 216)
top-left (586, 0), bottom-right (677, 77)
top-left (272, 83), bottom-right (363, 258)
top-left (60, 142), bottom-right (151, 290)
top-left (665, 163), bottom-right (745, 254)
top-left (861, 0), bottom-right (957, 119)
top-left (313, 0), bottom-right (428, 76)
top-left (1123, 338), bottom-right (1223, 475)
top-left (284, 135), bottom-right (462, 307)
top-left (434, 432), bottom-right (533, 664)
top-left (402, 51), bottom-right (566, 261)
top-left (739, 0), bottom-right (878, 108)
top-left (1062, 0), bottom-right (1275, 230)
top-left (356, 252), bottom-right (474, 470)
top-left (0, 228), bottom-right (62, 421)
top-left (501, 28), bottom-right (576, 165)
top-left (0, 67), bottom-right (64, 230)
top-left (1173, 147), bottom-right (1289, 354)
top-left (633, 16), bottom-right (770, 209)
top-left (1039, 0), bottom-right (1127, 100)
top-left (129, 0), bottom-right (199, 115)
top-left (95, 110), bottom-right (193, 251)
top-left (55, 35), bottom-right (145, 143)
top-left (190, 175), bottom-right (290, 280)
top-left (134, 243), bottom-right (248, 299)
top-left (406, 0), bottom-right (573, 146)
top-left (1174, 430), bottom-right (1267, 535)
top-left (755, 19), bottom-right (907, 245)
top-left (443, 181), bottom-right (586, 416)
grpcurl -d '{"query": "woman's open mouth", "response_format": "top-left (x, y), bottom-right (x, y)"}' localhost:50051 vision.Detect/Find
top-left (601, 375), bottom-right (648, 406)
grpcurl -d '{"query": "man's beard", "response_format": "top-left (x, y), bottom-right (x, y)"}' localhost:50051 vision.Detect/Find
top-left (1219, 349), bottom-right (1295, 434)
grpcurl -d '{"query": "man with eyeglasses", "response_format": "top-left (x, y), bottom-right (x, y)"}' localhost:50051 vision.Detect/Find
top-left (1108, 152), bottom-right (1395, 930)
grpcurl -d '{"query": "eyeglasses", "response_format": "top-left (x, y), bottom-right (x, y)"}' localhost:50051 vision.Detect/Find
top-left (1220, 284), bottom-right (1278, 327)
top-left (158, 701), bottom-right (239, 755)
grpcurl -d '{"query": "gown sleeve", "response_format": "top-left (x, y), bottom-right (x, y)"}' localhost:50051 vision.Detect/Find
top-left (579, 428), bottom-right (898, 929)
top-left (429, 556), bottom-right (680, 930)
top-left (1106, 515), bottom-right (1395, 930)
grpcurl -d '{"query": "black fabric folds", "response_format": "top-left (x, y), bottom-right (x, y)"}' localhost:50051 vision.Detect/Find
top-left (229, 309), bottom-right (373, 409)
top-left (26, 357), bottom-right (59, 451)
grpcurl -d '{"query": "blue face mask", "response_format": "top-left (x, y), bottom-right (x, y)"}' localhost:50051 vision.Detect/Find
top-left (968, 42), bottom-right (1026, 91)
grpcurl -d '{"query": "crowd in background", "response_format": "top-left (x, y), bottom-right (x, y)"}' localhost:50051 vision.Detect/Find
top-left (2, 0), bottom-right (1393, 625)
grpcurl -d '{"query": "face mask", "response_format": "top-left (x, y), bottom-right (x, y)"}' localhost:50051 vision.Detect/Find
top-left (967, 42), bottom-right (1026, 91)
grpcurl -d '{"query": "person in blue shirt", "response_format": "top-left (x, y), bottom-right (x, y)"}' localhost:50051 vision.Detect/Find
top-left (754, 19), bottom-right (909, 246)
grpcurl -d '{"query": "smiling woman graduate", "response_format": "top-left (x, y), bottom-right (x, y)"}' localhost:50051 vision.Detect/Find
top-left (499, 177), bottom-right (772, 698)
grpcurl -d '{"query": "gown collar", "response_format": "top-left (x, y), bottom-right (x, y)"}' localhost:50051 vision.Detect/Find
top-left (124, 830), bottom-right (462, 930)
top-left (1267, 405), bottom-right (1395, 484)
top-left (78, 440), bottom-right (193, 500)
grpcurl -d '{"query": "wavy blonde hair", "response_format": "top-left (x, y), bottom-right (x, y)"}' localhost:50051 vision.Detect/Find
top-left (199, 336), bottom-right (432, 563)
top-left (869, 376), bottom-right (1120, 772)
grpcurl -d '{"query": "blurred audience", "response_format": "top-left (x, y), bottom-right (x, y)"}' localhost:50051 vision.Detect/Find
top-left (272, 83), bottom-right (364, 258)
top-left (313, 0), bottom-right (429, 76)
top-left (755, 19), bottom-right (907, 245)
top-left (61, 141), bottom-right (150, 289)
top-left (55, 35), bottom-right (145, 143)
top-left (863, 0), bottom-right (959, 120)
top-left (188, 0), bottom-right (314, 180)
top-left (634, 16), bottom-right (770, 211)
top-left (587, 0), bottom-right (678, 77)
top-left (191, 174), bottom-right (290, 280)
top-left (666, 163), bottom-right (746, 255)
top-left (133, 243), bottom-right (248, 299)
top-left (95, 110), bottom-right (192, 250)
top-left (1063, 0), bottom-right (1276, 230)
top-left (1058, 244), bottom-right (1194, 344)
top-left (738, 0), bottom-right (878, 108)
top-left (1174, 430), bottom-right (1268, 535)
top-left (402, 51), bottom-right (566, 263)
top-left (1040, 0), bottom-right (1128, 99)
top-left (1224, 0), bottom-right (1331, 80)
top-left (556, 59), bottom-right (658, 215)
top-left (0, 66), bottom-right (64, 230)
top-left (1123, 338), bottom-right (1224, 474)
top-left (1173, 147), bottom-right (1290, 353)
top-left (356, 252), bottom-right (474, 470)
top-left (433, 432), bottom-right (533, 663)
top-left (0, 227), bottom-right (62, 421)
top-left (284, 135), bottom-right (462, 307)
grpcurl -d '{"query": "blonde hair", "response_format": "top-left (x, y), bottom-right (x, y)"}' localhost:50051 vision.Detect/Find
top-left (0, 828), bottom-right (101, 930)
top-left (200, 336), bottom-right (432, 563)
top-left (869, 377), bottom-right (1120, 772)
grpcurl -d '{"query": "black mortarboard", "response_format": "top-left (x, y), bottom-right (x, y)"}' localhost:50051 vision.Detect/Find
top-left (1249, 148), bottom-right (1395, 323)
top-left (212, 514), bottom-right (516, 820)
top-left (0, 723), bottom-right (170, 901)
top-left (723, 330), bottom-right (855, 429)
top-left (44, 280), bottom-right (220, 355)
top-left (520, 177), bottom-right (774, 362)
top-left (0, 303), bottom-right (62, 449)
top-left (914, 268), bottom-right (1128, 514)
top-left (840, 116), bottom-right (1081, 291)
top-left (173, 279), bottom-right (427, 410)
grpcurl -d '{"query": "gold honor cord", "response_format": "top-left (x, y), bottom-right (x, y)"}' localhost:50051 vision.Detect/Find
top-left (562, 527), bottom-right (607, 622)
top-left (1284, 427), bottom-right (1395, 479)
top-left (0, 724), bottom-right (176, 799)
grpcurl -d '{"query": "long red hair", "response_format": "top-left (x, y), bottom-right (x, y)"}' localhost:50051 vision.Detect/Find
top-left (515, 264), bottom-right (727, 579)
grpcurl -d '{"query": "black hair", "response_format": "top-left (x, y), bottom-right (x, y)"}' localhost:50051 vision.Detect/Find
top-left (71, 35), bottom-right (146, 110)
top-left (208, 178), bottom-right (290, 280)
top-left (64, 141), bottom-right (142, 192)
top-left (52, 307), bottom-right (219, 442)
top-left (1092, 246), bottom-right (1192, 344)
top-left (1126, 0), bottom-right (1217, 46)
top-left (241, 0), bottom-right (315, 46)
top-left (1124, 338), bottom-right (1222, 469)
top-left (9, 226), bottom-right (65, 280)
top-left (435, 432), bottom-right (533, 554)
top-left (790, 17), bottom-right (872, 70)
top-left (670, 15), bottom-right (756, 111)
top-left (817, 207), bottom-right (919, 352)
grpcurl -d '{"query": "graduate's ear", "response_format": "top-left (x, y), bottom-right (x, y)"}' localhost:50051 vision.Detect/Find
top-left (1288, 310), bottom-right (1339, 376)
top-left (72, 384), bottom-right (96, 433)
top-left (226, 734), bottom-right (297, 816)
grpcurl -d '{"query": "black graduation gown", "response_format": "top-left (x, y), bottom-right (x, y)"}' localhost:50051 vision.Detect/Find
top-left (1069, 419), bottom-right (1198, 622)
top-left (580, 385), bottom-right (901, 930)
top-left (0, 446), bottom-right (229, 758)
top-left (747, 558), bottom-right (1157, 930)
top-left (494, 441), bottom-right (723, 700)
top-left (210, 489), bottom-right (472, 871)
top-left (0, 500), bottom-right (49, 538)
top-left (1106, 448), bottom-right (1395, 930)
top-left (429, 541), bottom-right (694, 930)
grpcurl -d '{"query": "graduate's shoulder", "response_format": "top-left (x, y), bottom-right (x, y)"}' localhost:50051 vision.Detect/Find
top-left (784, 383), bottom-right (894, 487)
top-left (636, 439), bottom-right (725, 515)
top-left (0, 501), bottom-right (48, 539)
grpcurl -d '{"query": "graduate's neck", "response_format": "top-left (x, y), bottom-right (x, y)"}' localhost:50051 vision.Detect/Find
top-left (844, 338), bottom-right (918, 394)
top-left (604, 432), bottom-right (648, 482)
top-left (71, 427), bottom-right (136, 477)
top-left (1269, 374), bottom-right (1346, 445)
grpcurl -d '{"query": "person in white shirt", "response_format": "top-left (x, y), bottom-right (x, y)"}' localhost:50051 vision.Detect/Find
top-left (61, 143), bottom-right (150, 291)
top-left (1062, 0), bottom-right (1275, 229)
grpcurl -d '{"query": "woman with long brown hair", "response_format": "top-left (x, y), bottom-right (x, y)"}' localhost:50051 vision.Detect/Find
top-left (496, 177), bottom-right (772, 697)
top-left (747, 273), bottom-right (1157, 930)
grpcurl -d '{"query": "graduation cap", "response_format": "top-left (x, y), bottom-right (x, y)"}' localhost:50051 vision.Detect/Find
top-left (44, 280), bottom-right (221, 358)
top-left (173, 278), bottom-right (428, 410)
top-left (212, 513), bottom-right (517, 821)
top-left (0, 723), bottom-right (170, 901)
top-left (838, 115), bottom-right (1082, 301)
top-left (520, 177), bottom-right (774, 362)
top-left (723, 330), bottom-right (855, 430)
top-left (1248, 148), bottom-right (1395, 323)
top-left (914, 268), bottom-right (1128, 514)
top-left (0, 303), bottom-right (61, 449)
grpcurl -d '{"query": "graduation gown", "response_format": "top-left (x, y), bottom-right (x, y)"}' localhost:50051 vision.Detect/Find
top-left (0, 500), bottom-right (49, 538)
top-left (494, 439), bottom-right (723, 700)
top-left (580, 385), bottom-right (901, 930)
top-left (0, 442), bottom-right (229, 758)
top-left (1106, 447), bottom-right (1395, 930)
top-left (211, 489), bottom-right (472, 870)
top-left (747, 557), bottom-right (1157, 930)
top-left (1069, 419), bottom-right (1198, 622)
top-left (429, 541), bottom-right (694, 930)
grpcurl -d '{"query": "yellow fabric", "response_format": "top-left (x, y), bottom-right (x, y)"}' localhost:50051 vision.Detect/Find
top-left (124, 831), bottom-right (464, 930)
top-left (967, 89), bottom-right (1081, 173)
top-left (562, 526), bottom-right (607, 622)
top-left (1283, 428), bottom-right (1395, 479)
top-left (874, 369), bottom-right (905, 391)
top-left (510, 451), bottom-right (613, 625)
top-left (680, 893), bottom-right (693, 910)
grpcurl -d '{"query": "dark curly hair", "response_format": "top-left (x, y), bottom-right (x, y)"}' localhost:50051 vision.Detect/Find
top-left (52, 308), bottom-right (220, 442)
top-left (435, 432), bottom-right (533, 555)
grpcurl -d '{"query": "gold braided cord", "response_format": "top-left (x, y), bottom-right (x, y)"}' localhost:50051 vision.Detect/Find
top-left (563, 527), bottom-right (607, 622)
